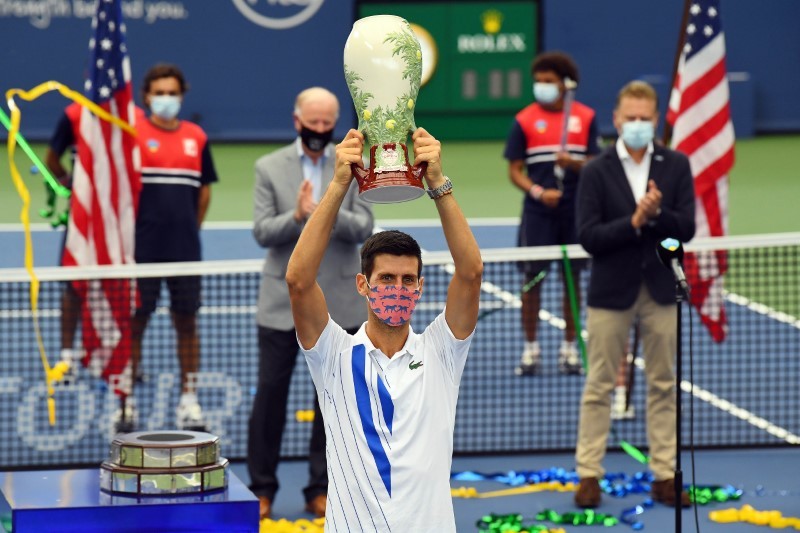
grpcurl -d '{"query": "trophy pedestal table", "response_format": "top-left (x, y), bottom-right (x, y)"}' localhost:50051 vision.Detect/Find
top-left (0, 467), bottom-right (258, 532)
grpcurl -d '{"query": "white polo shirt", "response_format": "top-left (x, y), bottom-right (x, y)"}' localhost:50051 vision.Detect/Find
top-left (301, 310), bottom-right (474, 533)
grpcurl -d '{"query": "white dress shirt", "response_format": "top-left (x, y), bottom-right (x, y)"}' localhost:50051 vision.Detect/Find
top-left (296, 137), bottom-right (331, 202)
top-left (615, 137), bottom-right (654, 201)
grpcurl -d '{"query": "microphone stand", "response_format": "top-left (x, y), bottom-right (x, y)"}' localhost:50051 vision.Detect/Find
top-left (655, 237), bottom-right (692, 530)
top-left (673, 280), bottom-right (685, 533)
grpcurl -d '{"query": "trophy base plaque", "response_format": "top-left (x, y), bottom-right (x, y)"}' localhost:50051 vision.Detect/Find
top-left (353, 143), bottom-right (427, 203)
top-left (359, 183), bottom-right (426, 204)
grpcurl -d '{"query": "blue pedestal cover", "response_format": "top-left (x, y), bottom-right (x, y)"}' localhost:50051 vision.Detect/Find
top-left (0, 468), bottom-right (258, 532)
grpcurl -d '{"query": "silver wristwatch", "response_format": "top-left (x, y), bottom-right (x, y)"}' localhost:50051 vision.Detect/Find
top-left (426, 177), bottom-right (453, 199)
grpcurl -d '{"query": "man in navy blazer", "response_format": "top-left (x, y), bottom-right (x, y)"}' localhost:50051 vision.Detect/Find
top-left (573, 81), bottom-right (695, 509)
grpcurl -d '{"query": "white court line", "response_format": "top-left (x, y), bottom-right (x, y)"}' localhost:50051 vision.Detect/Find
top-left (11, 288), bottom-right (794, 334)
top-left (10, 286), bottom-right (799, 444)
top-left (631, 356), bottom-right (800, 445)
top-left (725, 290), bottom-right (800, 329)
top-left (0, 301), bottom-right (501, 320)
top-left (622, 289), bottom-right (800, 446)
top-left (5, 222), bottom-right (797, 444)
top-left (377, 217), bottom-right (519, 228)
top-left (465, 264), bottom-right (800, 446)
top-left (0, 218), bottom-right (520, 233)
top-left (0, 224), bottom-right (54, 232)
top-left (0, 306), bottom-right (261, 319)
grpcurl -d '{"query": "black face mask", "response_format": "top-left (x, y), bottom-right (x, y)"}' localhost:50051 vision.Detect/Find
top-left (300, 126), bottom-right (334, 152)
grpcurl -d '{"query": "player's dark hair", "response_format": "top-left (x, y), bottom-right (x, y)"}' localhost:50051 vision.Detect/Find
top-left (361, 230), bottom-right (422, 279)
top-left (531, 51), bottom-right (580, 83)
top-left (141, 63), bottom-right (189, 102)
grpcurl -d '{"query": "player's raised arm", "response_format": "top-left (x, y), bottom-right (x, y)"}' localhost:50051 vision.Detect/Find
top-left (412, 128), bottom-right (483, 339)
top-left (286, 129), bottom-right (365, 349)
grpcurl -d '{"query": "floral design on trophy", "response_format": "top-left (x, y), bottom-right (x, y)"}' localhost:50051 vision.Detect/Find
top-left (344, 15), bottom-right (427, 203)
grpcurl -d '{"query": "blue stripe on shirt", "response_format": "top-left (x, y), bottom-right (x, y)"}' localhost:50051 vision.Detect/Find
top-left (377, 376), bottom-right (393, 434)
top-left (352, 344), bottom-right (392, 496)
top-left (334, 358), bottom-right (390, 531)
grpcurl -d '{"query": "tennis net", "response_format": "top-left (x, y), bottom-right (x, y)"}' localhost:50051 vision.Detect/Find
top-left (0, 232), bottom-right (797, 468)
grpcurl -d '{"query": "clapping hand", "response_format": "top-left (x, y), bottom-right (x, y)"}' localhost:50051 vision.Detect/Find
top-left (632, 180), bottom-right (662, 228)
top-left (294, 180), bottom-right (317, 223)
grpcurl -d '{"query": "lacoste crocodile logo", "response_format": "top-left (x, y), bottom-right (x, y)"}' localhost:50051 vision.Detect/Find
top-left (409, 360), bottom-right (423, 370)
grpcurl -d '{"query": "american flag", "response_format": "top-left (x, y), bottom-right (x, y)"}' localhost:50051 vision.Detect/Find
top-left (667, 0), bottom-right (734, 342)
top-left (62, 0), bottom-right (141, 392)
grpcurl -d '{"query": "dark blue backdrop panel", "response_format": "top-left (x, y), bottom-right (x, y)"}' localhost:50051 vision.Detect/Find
top-left (542, 0), bottom-right (800, 136)
top-left (0, 0), bottom-right (357, 141)
top-left (1, 0), bottom-right (798, 141)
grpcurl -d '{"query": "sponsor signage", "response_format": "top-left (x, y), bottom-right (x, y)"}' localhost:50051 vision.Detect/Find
top-left (360, 1), bottom-right (538, 139)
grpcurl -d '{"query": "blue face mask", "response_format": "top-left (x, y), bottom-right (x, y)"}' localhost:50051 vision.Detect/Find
top-left (621, 120), bottom-right (655, 150)
top-left (533, 82), bottom-right (560, 104)
top-left (150, 95), bottom-right (181, 121)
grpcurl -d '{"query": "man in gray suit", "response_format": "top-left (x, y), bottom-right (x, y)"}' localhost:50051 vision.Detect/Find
top-left (247, 87), bottom-right (374, 520)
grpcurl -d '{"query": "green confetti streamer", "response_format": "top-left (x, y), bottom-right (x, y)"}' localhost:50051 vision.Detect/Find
top-left (1, 106), bottom-right (69, 198)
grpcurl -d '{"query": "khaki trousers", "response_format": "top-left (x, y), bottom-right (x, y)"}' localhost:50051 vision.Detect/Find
top-left (575, 284), bottom-right (678, 481)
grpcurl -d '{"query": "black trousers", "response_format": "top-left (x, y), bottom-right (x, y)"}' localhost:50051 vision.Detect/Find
top-left (247, 324), bottom-right (358, 503)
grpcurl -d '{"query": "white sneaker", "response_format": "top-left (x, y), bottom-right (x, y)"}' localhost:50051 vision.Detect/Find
top-left (59, 348), bottom-right (84, 379)
top-left (558, 341), bottom-right (583, 375)
top-left (611, 386), bottom-right (635, 420)
top-left (515, 341), bottom-right (541, 376)
top-left (176, 398), bottom-right (207, 431)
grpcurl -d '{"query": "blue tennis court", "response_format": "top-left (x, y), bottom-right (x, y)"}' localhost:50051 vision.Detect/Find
top-left (0, 221), bottom-right (797, 531)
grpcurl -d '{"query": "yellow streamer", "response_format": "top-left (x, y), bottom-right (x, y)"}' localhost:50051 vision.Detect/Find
top-left (451, 481), bottom-right (577, 499)
top-left (295, 410), bottom-right (315, 422)
top-left (259, 515), bottom-right (562, 533)
top-left (260, 517), bottom-right (325, 533)
top-left (709, 505), bottom-right (800, 529)
top-left (5, 81), bottom-right (136, 425)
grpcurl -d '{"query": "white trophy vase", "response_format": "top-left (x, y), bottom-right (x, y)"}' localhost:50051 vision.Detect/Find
top-left (344, 15), bottom-right (426, 203)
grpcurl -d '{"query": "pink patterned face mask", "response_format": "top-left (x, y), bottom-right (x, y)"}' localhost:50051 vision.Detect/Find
top-left (365, 283), bottom-right (421, 327)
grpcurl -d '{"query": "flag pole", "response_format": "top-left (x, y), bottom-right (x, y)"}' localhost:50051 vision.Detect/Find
top-left (663, 0), bottom-right (693, 145)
